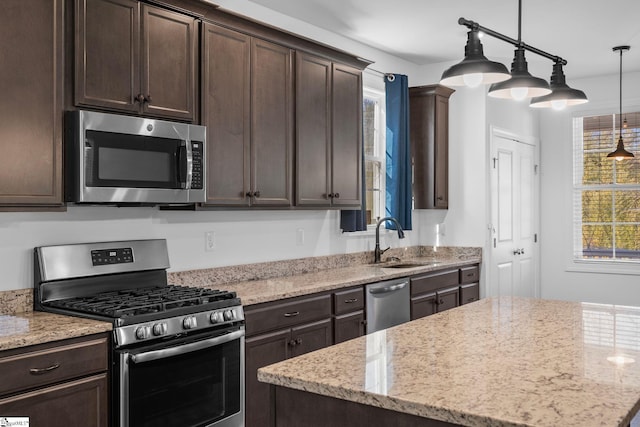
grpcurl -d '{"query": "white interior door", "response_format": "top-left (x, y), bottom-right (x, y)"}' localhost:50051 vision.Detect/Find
top-left (489, 132), bottom-right (539, 298)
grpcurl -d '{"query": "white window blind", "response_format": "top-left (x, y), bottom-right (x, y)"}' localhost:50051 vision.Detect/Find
top-left (363, 88), bottom-right (386, 226)
top-left (573, 112), bottom-right (640, 262)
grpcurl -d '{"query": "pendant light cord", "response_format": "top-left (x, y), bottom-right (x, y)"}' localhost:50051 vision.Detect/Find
top-left (619, 48), bottom-right (623, 136)
top-left (517, 0), bottom-right (522, 44)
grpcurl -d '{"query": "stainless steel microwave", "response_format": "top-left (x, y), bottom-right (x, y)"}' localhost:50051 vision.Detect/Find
top-left (65, 110), bottom-right (206, 204)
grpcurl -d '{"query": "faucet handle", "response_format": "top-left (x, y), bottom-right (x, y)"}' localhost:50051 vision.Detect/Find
top-left (380, 246), bottom-right (390, 255)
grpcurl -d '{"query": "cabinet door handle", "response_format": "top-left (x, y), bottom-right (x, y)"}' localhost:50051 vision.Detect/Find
top-left (327, 193), bottom-right (334, 199)
top-left (295, 338), bottom-right (302, 345)
top-left (344, 298), bottom-right (358, 304)
top-left (29, 363), bottom-right (60, 375)
top-left (135, 93), bottom-right (145, 104)
top-left (145, 94), bottom-right (152, 104)
top-left (254, 190), bottom-right (261, 198)
top-left (288, 339), bottom-right (297, 347)
top-left (283, 311), bottom-right (300, 318)
top-left (334, 193), bottom-right (340, 199)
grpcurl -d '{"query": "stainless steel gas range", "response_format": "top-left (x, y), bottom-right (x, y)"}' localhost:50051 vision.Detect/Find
top-left (33, 239), bottom-right (244, 427)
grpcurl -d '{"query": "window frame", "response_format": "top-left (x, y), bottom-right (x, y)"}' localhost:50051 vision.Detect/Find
top-left (572, 109), bottom-right (640, 270)
top-left (363, 87), bottom-right (386, 230)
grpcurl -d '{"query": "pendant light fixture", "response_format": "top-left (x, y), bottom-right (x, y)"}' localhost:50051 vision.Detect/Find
top-left (440, 1), bottom-right (587, 108)
top-left (529, 61), bottom-right (588, 110)
top-left (607, 45), bottom-right (634, 161)
top-left (488, 0), bottom-right (551, 100)
top-left (440, 27), bottom-right (511, 88)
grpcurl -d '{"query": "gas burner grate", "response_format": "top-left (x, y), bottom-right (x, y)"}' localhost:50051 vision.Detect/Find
top-left (48, 285), bottom-right (237, 319)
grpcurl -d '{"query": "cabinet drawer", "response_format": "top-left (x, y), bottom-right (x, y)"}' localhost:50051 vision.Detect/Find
top-left (245, 294), bottom-right (332, 336)
top-left (0, 335), bottom-right (108, 397)
top-left (460, 283), bottom-right (480, 305)
top-left (333, 287), bottom-right (364, 315)
top-left (411, 269), bottom-right (458, 296)
top-left (436, 286), bottom-right (459, 312)
top-left (460, 265), bottom-right (479, 284)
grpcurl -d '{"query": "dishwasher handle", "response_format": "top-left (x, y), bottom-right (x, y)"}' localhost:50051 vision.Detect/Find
top-left (368, 281), bottom-right (408, 295)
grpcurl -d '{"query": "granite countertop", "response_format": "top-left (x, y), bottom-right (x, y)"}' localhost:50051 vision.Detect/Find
top-left (216, 256), bottom-right (480, 306)
top-left (258, 296), bottom-right (640, 427)
top-left (0, 312), bottom-right (112, 351)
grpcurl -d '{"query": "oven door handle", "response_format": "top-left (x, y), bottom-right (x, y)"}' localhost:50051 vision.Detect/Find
top-left (130, 329), bottom-right (245, 364)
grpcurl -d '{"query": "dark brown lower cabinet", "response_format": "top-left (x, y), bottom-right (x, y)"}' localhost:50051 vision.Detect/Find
top-left (334, 310), bottom-right (365, 344)
top-left (245, 302), bottom-right (332, 427)
top-left (411, 292), bottom-right (437, 320)
top-left (460, 282), bottom-right (480, 305)
top-left (272, 385), bottom-right (460, 427)
top-left (0, 333), bottom-right (109, 427)
top-left (0, 374), bottom-right (108, 427)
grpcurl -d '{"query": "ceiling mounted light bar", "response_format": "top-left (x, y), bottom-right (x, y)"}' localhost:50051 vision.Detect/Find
top-left (440, 1), bottom-right (588, 109)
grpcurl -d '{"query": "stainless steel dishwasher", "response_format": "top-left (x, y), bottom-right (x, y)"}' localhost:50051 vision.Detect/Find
top-left (365, 277), bottom-right (410, 333)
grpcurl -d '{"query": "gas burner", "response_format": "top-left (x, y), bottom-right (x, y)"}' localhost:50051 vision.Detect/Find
top-left (48, 285), bottom-right (238, 319)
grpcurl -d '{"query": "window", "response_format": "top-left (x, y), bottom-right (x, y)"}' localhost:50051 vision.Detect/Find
top-left (363, 88), bottom-right (386, 226)
top-left (573, 112), bottom-right (640, 261)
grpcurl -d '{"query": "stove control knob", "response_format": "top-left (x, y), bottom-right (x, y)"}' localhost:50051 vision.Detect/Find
top-left (210, 311), bottom-right (224, 324)
top-left (135, 326), bottom-right (151, 340)
top-left (183, 316), bottom-right (198, 330)
top-left (223, 309), bottom-right (236, 321)
top-left (152, 322), bottom-right (168, 336)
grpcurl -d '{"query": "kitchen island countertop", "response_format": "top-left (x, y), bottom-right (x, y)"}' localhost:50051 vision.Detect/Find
top-left (258, 296), bottom-right (640, 427)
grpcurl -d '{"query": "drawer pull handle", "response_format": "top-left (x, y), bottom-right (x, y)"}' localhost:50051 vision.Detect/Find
top-left (466, 273), bottom-right (474, 277)
top-left (283, 311), bottom-right (300, 318)
top-left (344, 298), bottom-right (358, 303)
top-left (30, 363), bottom-right (60, 375)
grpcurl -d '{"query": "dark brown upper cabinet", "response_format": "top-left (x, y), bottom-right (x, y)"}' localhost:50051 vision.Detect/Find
top-left (296, 53), bottom-right (362, 208)
top-left (201, 23), bottom-right (293, 207)
top-left (409, 84), bottom-right (454, 209)
top-left (0, 0), bottom-right (64, 209)
top-left (74, 0), bottom-right (197, 121)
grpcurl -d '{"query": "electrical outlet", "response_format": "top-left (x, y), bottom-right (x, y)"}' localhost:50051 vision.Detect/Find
top-left (205, 231), bottom-right (216, 251)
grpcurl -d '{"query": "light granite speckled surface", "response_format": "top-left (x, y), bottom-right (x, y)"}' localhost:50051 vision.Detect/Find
top-left (258, 296), bottom-right (640, 427)
top-left (169, 246), bottom-right (481, 306)
top-left (0, 312), bottom-right (112, 351)
top-left (0, 289), bottom-right (33, 315)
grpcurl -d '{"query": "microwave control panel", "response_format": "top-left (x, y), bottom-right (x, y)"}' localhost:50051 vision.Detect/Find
top-left (191, 142), bottom-right (203, 190)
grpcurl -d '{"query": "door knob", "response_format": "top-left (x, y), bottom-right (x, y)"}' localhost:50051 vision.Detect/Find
top-left (513, 249), bottom-right (522, 255)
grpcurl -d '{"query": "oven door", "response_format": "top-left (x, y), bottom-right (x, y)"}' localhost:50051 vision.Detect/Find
top-left (116, 326), bottom-right (245, 427)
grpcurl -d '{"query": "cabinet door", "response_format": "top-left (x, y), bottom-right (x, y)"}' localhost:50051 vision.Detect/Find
top-left (411, 293), bottom-right (437, 320)
top-left (245, 329), bottom-right (290, 427)
top-left (436, 286), bottom-right (459, 313)
top-left (460, 283), bottom-right (480, 305)
top-left (0, 374), bottom-right (108, 427)
top-left (296, 53), bottom-right (332, 206)
top-left (331, 63), bottom-right (362, 207)
top-left (334, 311), bottom-right (365, 344)
top-left (0, 0), bottom-right (64, 207)
top-left (75, 0), bottom-right (140, 113)
top-left (290, 318), bottom-right (333, 358)
top-left (141, 4), bottom-right (196, 120)
top-left (434, 94), bottom-right (449, 208)
top-left (250, 38), bottom-right (293, 206)
top-left (201, 23), bottom-right (251, 206)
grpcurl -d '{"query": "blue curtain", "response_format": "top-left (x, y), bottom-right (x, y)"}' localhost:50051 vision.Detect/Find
top-left (385, 74), bottom-right (412, 230)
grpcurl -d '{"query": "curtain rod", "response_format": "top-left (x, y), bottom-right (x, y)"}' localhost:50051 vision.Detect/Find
top-left (366, 67), bottom-right (396, 81)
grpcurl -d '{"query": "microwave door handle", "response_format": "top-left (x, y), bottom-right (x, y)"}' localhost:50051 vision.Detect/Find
top-left (178, 142), bottom-right (193, 189)
top-left (130, 329), bottom-right (245, 364)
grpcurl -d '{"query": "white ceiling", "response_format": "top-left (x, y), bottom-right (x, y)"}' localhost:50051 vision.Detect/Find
top-left (248, 0), bottom-right (640, 80)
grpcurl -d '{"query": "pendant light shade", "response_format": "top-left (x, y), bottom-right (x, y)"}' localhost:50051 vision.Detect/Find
top-left (440, 29), bottom-right (511, 88)
top-left (488, 48), bottom-right (551, 100)
top-left (607, 137), bottom-right (634, 161)
top-left (529, 62), bottom-right (588, 109)
top-left (607, 45), bottom-right (634, 160)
